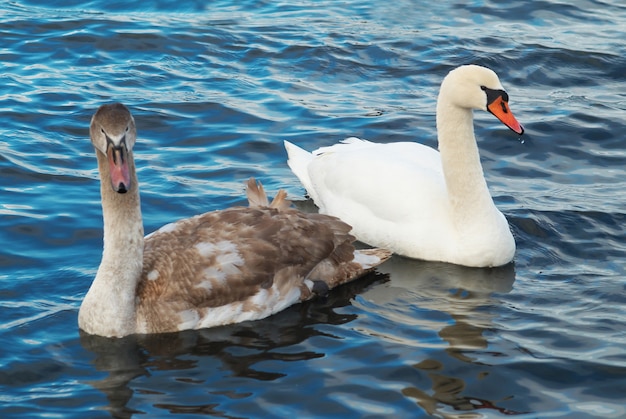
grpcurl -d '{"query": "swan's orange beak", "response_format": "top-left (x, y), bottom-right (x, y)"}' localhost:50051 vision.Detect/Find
top-left (487, 95), bottom-right (524, 135)
top-left (107, 143), bottom-right (131, 194)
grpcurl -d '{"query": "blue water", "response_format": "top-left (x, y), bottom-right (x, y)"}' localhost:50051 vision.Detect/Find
top-left (2, 0), bottom-right (626, 417)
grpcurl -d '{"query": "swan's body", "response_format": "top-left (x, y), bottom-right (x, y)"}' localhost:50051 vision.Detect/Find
top-left (285, 65), bottom-right (524, 268)
top-left (78, 103), bottom-right (391, 338)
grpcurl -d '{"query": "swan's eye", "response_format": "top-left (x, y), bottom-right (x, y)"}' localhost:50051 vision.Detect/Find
top-left (480, 86), bottom-right (487, 91)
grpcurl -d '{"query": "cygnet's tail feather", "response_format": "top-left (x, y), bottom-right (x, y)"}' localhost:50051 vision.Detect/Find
top-left (354, 248), bottom-right (393, 270)
top-left (306, 247), bottom-right (392, 292)
top-left (246, 177), bottom-right (291, 210)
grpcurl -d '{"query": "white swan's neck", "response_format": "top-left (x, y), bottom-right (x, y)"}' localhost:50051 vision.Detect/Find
top-left (78, 151), bottom-right (143, 337)
top-left (436, 97), bottom-right (496, 221)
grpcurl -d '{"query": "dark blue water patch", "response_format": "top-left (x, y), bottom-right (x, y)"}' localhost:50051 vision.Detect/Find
top-left (507, 359), bottom-right (626, 408)
top-left (16, 0), bottom-right (210, 13)
top-left (465, 0), bottom-right (621, 24)
top-left (514, 47), bottom-right (625, 88)
top-left (509, 209), bottom-right (626, 273)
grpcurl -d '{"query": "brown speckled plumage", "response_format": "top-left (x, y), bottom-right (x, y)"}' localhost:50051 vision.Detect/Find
top-left (78, 103), bottom-right (391, 337)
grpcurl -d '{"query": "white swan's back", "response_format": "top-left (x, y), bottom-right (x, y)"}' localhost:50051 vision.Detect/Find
top-left (286, 139), bottom-right (456, 260)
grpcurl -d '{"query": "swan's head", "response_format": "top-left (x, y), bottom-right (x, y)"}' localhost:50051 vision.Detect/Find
top-left (440, 65), bottom-right (524, 135)
top-left (90, 103), bottom-right (137, 194)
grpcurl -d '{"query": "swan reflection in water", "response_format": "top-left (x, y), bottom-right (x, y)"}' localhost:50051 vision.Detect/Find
top-left (79, 272), bottom-right (386, 418)
top-left (80, 256), bottom-right (525, 417)
top-left (363, 256), bottom-right (525, 416)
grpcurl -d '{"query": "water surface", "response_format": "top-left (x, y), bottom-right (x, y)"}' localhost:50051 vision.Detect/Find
top-left (1, 0), bottom-right (626, 417)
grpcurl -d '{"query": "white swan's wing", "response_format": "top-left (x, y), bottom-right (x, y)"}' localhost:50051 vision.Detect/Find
top-left (285, 139), bottom-right (455, 258)
top-left (295, 140), bottom-right (448, 223)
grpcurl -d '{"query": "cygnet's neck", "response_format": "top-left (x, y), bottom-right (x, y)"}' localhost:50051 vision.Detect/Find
top-left (98, 149), bottom-right (144, 262)
top-left (78, 150), bottom-right (144, 337)
top-left (436, 97), bottom-right (497, 220)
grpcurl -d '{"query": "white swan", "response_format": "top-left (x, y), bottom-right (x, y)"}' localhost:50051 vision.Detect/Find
top-left (284, 65), bottom-right (524, 268)
top-left (78, 103), bottom-right (391, 338)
